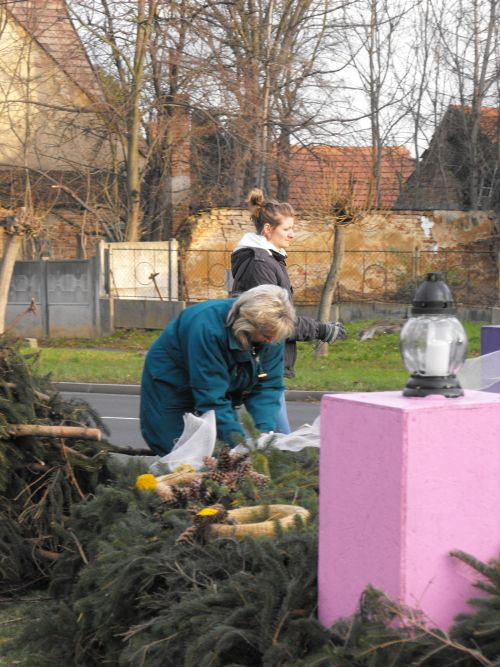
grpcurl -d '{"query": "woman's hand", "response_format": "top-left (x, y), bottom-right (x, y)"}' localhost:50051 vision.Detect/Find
top-left (320, 322), bottom-right (347, 343)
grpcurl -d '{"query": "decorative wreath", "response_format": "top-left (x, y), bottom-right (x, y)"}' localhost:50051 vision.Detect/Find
top-left (208, 504), bottom-right (310, 539)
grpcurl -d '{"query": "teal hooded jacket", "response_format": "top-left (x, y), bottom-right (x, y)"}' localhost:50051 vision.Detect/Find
top-left (139, 298), bottom-right (285, 456)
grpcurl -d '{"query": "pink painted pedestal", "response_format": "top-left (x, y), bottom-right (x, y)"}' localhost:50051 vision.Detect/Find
top-left (318, 390), bottom-right (500, 630)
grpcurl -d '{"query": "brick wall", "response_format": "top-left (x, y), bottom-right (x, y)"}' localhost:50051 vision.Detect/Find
top-left (0, 208), bottom-right (101, 260)
top-left (39, 211), bottom-right (101, 259)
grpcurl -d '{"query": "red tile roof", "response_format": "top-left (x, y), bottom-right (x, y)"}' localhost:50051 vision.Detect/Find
top-left (448, 106), bottom-right (499, 143)
top-left (278, 145), bottom-right (415, 211)
top-left (6, 0), bottom-right (104, 102)
top-left (476, 107), bottom-right (498, 143)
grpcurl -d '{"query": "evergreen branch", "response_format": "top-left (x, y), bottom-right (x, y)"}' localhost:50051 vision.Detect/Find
top-left (59, 440), bottom-right (86, 500)
top-left (102, 441), bottom-right (152, 456)
top-left (409, 624), bottom-right (492, 666)
top-left (451, 551), bottom-right (499, 583)
top-left (1, 382), bottom-right (50, 402)
top-left (358, 596), bottom-right (494, 666)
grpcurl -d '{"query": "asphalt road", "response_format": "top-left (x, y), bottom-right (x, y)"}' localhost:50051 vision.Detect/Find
top-left (62, 392), bottom-right (321, 453)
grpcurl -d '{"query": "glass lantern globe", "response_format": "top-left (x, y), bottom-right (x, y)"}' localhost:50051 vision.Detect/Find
top-left (400, 272), bottom-right (467, 397)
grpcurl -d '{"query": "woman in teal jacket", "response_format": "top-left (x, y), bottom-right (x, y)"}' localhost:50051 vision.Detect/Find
top-left (140, 285), bottom-right (295, 456)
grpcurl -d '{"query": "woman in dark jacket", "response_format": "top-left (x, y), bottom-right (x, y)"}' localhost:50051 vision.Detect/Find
top-left (231, 189), bottom-right (346, 433)
top-left (140, 285), bottom-right (295, 456)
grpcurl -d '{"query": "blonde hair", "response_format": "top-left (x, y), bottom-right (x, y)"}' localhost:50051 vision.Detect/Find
top-left (226, 284), bottom-right (295, 349)
top-left (246, 188), bottom-right (295, 234)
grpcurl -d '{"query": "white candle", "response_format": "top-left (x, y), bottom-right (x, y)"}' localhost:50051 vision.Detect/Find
top-left (424, 339), bottom-right (450, 376)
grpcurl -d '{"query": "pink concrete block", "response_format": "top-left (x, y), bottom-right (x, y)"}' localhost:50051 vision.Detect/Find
top-left (318, 390), bottom-right (500, 630)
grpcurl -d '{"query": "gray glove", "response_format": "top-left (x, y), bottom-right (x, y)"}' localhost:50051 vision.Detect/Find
top-left (320, 321), bottom-right (347, 343)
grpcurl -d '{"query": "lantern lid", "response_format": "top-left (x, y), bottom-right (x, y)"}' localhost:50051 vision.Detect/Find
top-left (410, 272), bottom-right (456, 315)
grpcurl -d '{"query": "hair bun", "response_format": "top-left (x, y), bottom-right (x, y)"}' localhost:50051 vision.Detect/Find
top-left (246, 188), bottom-right (265, 208)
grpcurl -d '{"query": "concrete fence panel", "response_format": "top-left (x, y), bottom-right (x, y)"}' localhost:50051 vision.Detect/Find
top-left (5, 261), bottom-right (45, 337)
top-left (113, 298), bottom-right (185, 330)
top-left (99, 240), bottom-right (179, 300)
top-left (45, 259), bottom-right (97, 337)
top-left (6, 258), bottom-right (98, 337)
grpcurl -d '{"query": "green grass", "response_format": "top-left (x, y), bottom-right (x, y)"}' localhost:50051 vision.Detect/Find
top-left (40, 328), bottom-right (159, 351)
top-left (291, 319), bottom-right (482, 391)
top-left (23, 320), bottom-right (484, 391)
top-left (31, 348), bottom-right (146, 384)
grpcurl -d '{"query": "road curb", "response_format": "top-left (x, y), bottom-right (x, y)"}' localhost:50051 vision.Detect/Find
top-left (52, 382), bottom-right (141, 395)
top-left (52, 381), bottom-right (327, 401)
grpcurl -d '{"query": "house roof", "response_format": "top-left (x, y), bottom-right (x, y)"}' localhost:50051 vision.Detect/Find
top-left (5, 0), bottom-right (104, 103)
top-left (280, 145), bottom-right (415, 211)
top-left (395, 105), bottom-right (500, 211)
top-left (448, 105), bottom-right (499, 143)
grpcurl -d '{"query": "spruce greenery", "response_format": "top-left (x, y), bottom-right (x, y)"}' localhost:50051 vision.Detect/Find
top-left (449, 551), bottom-right (500, 662)
top-left (2, 343), bottom-right (499, 666)
top-left (0, 342), bottom-right (112, 591)
top-left (12, 458), bottom-right (500, 667)
top-left (16, 464), bottom-right (322, 666)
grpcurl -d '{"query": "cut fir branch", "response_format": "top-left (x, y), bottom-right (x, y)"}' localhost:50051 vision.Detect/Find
top-left (7, 425), bottom-right (102, 440)
top-left (0, 342), bottom-right (113, 591)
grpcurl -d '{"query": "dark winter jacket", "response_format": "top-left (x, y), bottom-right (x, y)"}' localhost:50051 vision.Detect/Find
top-left (140, 298), bottom-right (285, 456)
top-left (231, 234), bottom-right (325, 377)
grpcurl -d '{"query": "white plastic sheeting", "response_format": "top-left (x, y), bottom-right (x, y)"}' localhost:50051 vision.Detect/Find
top-left (149, 410), bottom-right (217, 474)
top-left (148, 410), bottom-right (320, 473)
top-left (457, 351), bottom-right (500, 392)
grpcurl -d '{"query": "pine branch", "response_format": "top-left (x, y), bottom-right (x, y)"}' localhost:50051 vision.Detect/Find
top-left (1, 382), bottom-right (49, 402)
top-left (103, 442), bottom-right (152, 456)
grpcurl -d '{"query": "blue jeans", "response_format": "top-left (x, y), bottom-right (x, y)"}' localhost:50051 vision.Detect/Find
top-left (275, 391), bottom-right (291, 434)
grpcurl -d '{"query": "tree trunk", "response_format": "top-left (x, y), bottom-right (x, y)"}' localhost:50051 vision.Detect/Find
top-left (126, 108), bottom-right (143, 241)
top-left (0, 235), bottom-right (22, 335)
top-left (315, 223), bottom-right (345, 357)
top-left (125, 0), bottom-right (154, 241)
top-left (257, 0), bottom-right (275, 190)
top-left (276, 125), bottom-right (291, 201)
top-left (367, 0), bottom-right (382, 209)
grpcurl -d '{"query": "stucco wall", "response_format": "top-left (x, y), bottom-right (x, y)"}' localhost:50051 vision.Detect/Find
top-left (181, 208), bottom-right (499, 306)
top-left (0, 12), bottom-right (110, 171)
top-left (184, 207), bottom-right (496, 252)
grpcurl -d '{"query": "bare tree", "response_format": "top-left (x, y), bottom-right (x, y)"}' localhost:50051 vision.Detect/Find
top-left (193, 0), bottom-right (350, 205)
top-left (126, 0), bottom-right (158, 241)
top-left (72, 0), bottom-right (161, 241)
top-left (141, 1), bottom-right (195, 240)
top-left (394, 0), bottom-right (499, 211)
top-left (392, 0), bottom-right (434, 200)
top-left (271, 1), bottom-right (347, 200)
top-left (341, 0), bottom-right (414, 207)
top-left (73, 0), bottom-right (208, 240)
top-left (429, 0), bottom-right (499, 209)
